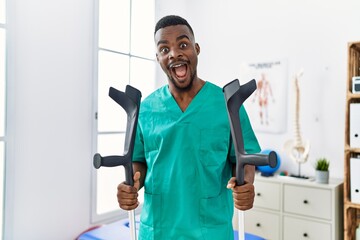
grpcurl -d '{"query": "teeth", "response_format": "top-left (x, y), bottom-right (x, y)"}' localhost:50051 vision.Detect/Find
top-left (172, 63), bottom-right (183, 68)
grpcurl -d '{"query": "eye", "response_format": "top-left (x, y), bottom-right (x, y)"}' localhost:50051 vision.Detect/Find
top-left (159, 47), bottom-right (169, 54)
top-left (180, 42), bottom-right (188, 49)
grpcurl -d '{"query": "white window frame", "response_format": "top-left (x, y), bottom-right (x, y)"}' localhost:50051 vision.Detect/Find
top-left (91, 0), bottom-right (156, 224)
top-left (0, 0), bottom-right (7, 236)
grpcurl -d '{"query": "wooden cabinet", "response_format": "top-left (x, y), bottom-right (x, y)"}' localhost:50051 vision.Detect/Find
top-left (244, 174), bottom-right (343, 240)
top-left (344, 41), bottom-right (360, 240)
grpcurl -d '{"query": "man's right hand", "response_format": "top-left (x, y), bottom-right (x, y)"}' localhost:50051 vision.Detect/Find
top-left (117, 171), bottom-right (141, 210)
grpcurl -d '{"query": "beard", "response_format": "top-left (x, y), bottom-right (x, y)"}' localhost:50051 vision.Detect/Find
top-left (168, 70), bottom-right (197, 92)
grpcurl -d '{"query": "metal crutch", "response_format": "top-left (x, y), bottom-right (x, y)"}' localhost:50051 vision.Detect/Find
top-left (223, 79), bottom-right (277, 240)
top-left (93, 85), bottom-right (142, 240)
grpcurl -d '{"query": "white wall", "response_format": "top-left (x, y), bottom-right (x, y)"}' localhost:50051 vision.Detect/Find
top-left (5, 0), bottom-right (94, 239)
top-left (156, 0), bottom-right (360, 179)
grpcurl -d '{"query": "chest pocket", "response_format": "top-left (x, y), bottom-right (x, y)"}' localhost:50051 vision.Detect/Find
top-left (199, 128), bottom-right (229, 166)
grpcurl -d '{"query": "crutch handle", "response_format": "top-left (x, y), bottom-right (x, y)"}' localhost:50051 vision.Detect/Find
top-left (93, 153), bottom-right (134, 186)
top-left (235, 152), bottom-right (277, 186)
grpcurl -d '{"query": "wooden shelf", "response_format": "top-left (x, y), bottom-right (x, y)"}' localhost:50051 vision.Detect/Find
top-left (344, 145), bottom-right (360, 153)
top-left (345, 200), bottom-right (360, 209)
top-left (347, 93), bottom-right (360, 100)
top-left (344, 41), bottom-right (360, 240)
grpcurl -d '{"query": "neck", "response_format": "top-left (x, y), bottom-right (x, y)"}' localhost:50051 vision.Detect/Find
top-left (169, 77), bottom-right (205, 112)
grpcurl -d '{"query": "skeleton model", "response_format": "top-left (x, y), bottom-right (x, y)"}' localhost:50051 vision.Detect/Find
top-left (284, 69), bottom-right (310, 177)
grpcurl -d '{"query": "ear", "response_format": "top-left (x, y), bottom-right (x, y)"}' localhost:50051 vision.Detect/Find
top-left (156, 53), bottom-right (159, 62)
top-left (195, 43), bottom-right (200, 55)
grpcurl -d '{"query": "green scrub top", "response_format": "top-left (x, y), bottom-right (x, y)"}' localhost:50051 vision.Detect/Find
top-left (133, 82), bottom-right (261, 240)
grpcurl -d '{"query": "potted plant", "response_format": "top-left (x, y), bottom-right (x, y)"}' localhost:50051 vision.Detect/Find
top-left (315, 158), bottom-right (330, 184)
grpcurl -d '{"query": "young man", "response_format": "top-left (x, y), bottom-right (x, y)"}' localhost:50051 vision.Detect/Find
top-left (117, 15), bottom-right (261, 240)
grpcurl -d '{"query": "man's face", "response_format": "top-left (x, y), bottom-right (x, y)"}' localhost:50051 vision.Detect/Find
top-left (155, 25), bottom-right (200, 91)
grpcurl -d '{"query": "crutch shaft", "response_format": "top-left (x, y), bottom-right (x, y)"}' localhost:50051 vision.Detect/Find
top-left (128, 210), bottom-right (137, 240)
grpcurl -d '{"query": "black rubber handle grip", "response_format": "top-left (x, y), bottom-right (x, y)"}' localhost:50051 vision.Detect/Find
top-left (93, 153), bottom-right (134, 186)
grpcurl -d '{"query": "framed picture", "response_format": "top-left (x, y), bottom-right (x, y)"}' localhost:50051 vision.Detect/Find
top-left (240, 60), bottom-right (288, 133)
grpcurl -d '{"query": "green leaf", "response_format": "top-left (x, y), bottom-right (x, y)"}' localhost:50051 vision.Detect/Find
top-left (315, 158), bottom-right (330, 171)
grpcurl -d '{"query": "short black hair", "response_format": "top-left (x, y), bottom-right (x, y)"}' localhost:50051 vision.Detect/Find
top-left (154, 15), bottom-right (194, 37)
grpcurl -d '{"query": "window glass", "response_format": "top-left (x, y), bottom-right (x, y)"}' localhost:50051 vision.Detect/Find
top-left (130, 57), bottom-right (156, 99)
top-left (130, 0), bottom-right (155, 59)
top-left (98, 50), bottom-right (129, 132)
top-left (99, 0), bottom-right (130, 53)
top-left (94, 0), bottom-right (153, 222)
top-left (0, 29), bottom-right (4, 136)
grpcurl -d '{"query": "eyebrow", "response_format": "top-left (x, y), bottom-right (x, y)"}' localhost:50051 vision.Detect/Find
top-left (156, 34), bottom-right (191, 46)
top-left (176, 34), bottom-right (190, 42)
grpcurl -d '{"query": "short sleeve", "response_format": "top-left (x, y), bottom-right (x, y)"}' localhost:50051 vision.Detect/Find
top-left (132, 123), bottom-right (146, 162)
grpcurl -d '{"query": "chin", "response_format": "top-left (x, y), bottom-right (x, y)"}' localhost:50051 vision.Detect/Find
top-left (170, 73), bottom-right (196, 92)
top-left (175, 80), bottom-right (193, 91)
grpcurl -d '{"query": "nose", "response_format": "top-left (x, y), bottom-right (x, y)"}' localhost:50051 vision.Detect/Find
top-left (168, 48), bottom-right (182, 59)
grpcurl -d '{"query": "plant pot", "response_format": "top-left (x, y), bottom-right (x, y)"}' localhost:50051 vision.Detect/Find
top-left (315, 170), bottom-right (329, 184)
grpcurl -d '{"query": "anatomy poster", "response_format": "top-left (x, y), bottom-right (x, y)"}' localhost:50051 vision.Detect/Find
top-left (240, 60), bottom-right (288, 133)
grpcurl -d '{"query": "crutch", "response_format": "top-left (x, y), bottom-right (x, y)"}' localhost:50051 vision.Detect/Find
top-left (223, 79), bottom-right (277, 240)
top-left (93, 85), bottom-right (142, 240)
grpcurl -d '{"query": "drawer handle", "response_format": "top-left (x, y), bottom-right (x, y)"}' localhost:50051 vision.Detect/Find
top-left (257, 193), bottom-right (261, 197)
top-left (256, 223), bottom-right (261, 227)
top-left (303, 233), bottom-right (308, 237)
top-left (303, 200), bottom-right (309, 204)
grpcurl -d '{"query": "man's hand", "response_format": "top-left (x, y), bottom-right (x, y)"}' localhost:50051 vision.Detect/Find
top-left (117, 171), bottom-right (141, 210)
top-left (227, 177), bottom-right (255, 211)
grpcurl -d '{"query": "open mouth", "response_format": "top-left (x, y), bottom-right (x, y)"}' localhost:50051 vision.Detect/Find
top-left (170, 63), bottom-right (188, 79)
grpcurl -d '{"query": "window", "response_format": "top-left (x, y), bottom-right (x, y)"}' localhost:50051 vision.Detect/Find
top-left (92, 0), bottom-right (155, 223)
top-left (0, 0), bottom-right (6, 236)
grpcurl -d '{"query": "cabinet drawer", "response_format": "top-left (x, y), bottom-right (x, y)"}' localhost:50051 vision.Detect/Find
top-left (283, 184), bottom-right (331, 220)
top-left (244, 209), bottom-right (280, 240)
top-left (254, 180), bottom-right (281, 210)
top-left (283, 216), bottom-right (331, 240)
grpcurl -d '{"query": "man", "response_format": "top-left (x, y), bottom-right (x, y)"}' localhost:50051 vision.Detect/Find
top-left (117, 15), bottom-right (261, 240)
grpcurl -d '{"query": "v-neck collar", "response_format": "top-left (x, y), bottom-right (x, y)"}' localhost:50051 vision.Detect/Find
top-left (164, 82), bottom-right (209, 114)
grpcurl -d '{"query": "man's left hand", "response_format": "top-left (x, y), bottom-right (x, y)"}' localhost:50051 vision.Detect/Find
top-left (227, 177), bottom-right (255, 211)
